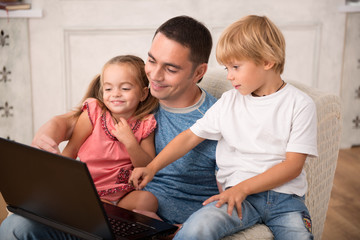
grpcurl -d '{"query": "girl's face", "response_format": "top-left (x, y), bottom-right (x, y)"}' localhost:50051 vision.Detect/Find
top-left (224, 59), bottom-right (271, 96)
top-left (102, 63), bottom-right (147, 120)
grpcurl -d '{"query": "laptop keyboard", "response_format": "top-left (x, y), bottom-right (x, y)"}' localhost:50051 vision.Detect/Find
top-left (108, 217), bottom-right (152, 237)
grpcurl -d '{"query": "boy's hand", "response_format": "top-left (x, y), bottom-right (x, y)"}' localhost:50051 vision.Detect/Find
top-left (203, 185), bottom-right (248, 219)
top-left (129, 167), bottom-right (155, 190)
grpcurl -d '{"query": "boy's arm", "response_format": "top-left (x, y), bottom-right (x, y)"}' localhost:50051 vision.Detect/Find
top-left (217, 181), bottom-right (223, 193)
top-left (32, 111), bottom-right (78, 154)
top-left (204, 152), bottom-right (307, 218)
top-left (130, 129), bottom-right (205, 189)
top-left (62, 111), bottom-right (92, 159)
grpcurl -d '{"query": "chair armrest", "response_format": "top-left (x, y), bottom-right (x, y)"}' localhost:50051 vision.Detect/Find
top-left (289, 81), bottom-right (342, 239)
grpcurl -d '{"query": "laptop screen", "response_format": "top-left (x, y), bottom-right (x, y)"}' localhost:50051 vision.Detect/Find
top-left (0, 138), bottom-right (115, 239)
top-left (0, 137), bottom-right (177, 240)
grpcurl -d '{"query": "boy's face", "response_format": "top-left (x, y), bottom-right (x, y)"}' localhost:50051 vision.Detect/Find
top-left (145, 33), bottom-right (201, 108)
top-left (224, 59), bottom-right (272, 96)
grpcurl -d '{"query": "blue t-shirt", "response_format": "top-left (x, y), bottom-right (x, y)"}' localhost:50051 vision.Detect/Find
top-left (144, 89), bottom-right (219, 224)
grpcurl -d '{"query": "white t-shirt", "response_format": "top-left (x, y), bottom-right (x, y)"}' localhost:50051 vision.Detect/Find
top-left (190, 84), bottom-right (318, 196)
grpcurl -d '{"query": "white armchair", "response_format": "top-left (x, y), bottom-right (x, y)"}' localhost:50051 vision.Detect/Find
top-left (198, 69), bottom-right (342, 240)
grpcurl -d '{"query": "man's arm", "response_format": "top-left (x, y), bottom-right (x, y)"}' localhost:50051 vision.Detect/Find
top-left (32, 111), bottom-right (78, 154)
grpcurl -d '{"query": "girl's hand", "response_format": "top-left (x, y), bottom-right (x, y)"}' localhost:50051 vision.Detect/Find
top-left (202, 185), bottom-right (248, 219)
top-left (111, 117), bottom-right (135, 146)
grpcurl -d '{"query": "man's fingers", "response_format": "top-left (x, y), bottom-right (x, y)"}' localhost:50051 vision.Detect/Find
top-left (32, 136), bottom-right (60, 154)
top-left (51, 145), bottom-right (61, 154)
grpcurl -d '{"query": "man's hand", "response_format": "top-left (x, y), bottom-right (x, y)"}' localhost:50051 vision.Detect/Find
top-left (32, 134), bottom-right (61, 154)
top-left (202, 185), bottom-right (248, 219)
top-left (32, 112), bottom-right (78, 154)
top-left (129, 167), bottom-right (156, 190)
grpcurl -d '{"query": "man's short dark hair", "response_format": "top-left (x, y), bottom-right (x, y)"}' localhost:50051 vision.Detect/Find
top-left (155, 15), bottom-right (212, 67)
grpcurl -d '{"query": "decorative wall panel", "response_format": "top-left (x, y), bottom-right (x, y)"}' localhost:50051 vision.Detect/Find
top-left (341, 12), bottom-right (360, 147)
top-left (63, 28), bottom-right (155, 110)
top-left (0, 19), bottom-right (33, 144)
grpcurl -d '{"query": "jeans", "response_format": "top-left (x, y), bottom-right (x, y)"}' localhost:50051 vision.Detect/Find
top-left (0, 214), bottom-right (79, 240)
top-left (174, 191), bottom-right (313, 240)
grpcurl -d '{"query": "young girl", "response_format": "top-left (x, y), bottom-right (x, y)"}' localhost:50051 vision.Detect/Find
top-left (62, 55), bottom-right (159, 212)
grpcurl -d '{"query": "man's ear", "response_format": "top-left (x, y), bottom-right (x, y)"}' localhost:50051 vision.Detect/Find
top-left (140, 87), bottom-right (149, 102)
top-left (193, 63), bottom-right (208, 83)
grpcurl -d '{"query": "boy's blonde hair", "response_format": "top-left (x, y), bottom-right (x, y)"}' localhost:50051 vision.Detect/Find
top-left (216, 15), bottom-right (285, 74)
top-left (74, 55), bottom-right (158, 120)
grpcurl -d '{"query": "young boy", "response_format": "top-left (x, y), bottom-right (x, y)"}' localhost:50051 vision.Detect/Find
top-left (130, 15), bottom-right (317, 240)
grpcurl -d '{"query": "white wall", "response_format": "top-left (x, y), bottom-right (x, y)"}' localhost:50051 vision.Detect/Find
top-left (21, 0), bottom-right (350, 145)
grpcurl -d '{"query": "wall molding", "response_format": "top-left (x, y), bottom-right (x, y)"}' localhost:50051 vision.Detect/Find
top-left (63, 27), bottom-right (155, 110)
top-left (63, 22), bottom-right (322, 110)
top-left (210, 21), bottom-right (322, 88)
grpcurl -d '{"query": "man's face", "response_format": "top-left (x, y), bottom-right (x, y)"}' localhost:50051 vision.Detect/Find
top-left (145, 33), bottom-right (199, 108)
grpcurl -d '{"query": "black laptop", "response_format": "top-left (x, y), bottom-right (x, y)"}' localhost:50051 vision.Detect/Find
top-left (0, 137), bottom-right (177, 240)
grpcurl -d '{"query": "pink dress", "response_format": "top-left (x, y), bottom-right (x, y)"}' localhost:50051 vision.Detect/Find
top-left (78, 98), bottom-right (157, 202)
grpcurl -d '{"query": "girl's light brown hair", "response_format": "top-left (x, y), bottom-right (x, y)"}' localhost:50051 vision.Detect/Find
top-left (74, 55), bottom-right (158, 120)
top-left (216, 15), bottom-right (285, 74)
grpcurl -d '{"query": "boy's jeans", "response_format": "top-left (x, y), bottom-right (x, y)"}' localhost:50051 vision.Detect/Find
top-left (174, 191), bottom-right (313, 240)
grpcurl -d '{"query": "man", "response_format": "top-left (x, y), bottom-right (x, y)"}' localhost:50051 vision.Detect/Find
top-left (0, 16), bottom-right (219, 239)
